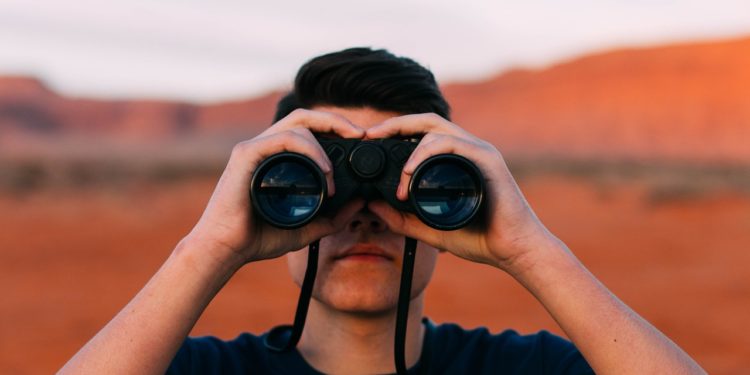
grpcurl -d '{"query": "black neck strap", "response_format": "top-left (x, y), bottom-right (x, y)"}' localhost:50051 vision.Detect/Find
top-left (264, 240), bottom-right (319, 352)
top-left (263, 237), bottom-right (421, 375)
top-left (395, 236), bottom-right (418, 375)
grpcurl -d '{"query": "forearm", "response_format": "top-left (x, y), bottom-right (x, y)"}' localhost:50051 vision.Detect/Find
top-left (508, 235), bottom-right (705, 374)
top-left (59, 238), bottom-right (244, 375)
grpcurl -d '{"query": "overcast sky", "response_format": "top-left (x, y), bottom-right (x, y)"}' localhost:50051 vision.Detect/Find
top-left (0, 0), bottom-right (748, 102)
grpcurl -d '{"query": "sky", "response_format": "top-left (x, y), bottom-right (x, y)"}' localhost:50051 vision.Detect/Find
top-left (0, 0), bottom-right (748, 102)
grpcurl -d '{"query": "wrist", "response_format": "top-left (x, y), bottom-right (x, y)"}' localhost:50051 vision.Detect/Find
top-left (493, 229), bottom-right (573, 280)
top-left (504, 235), bottom-right (581, 292)
top-left (174, 235), bottom-right (247, 281)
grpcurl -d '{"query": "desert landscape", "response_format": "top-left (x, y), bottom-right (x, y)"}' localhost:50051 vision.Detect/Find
top-left (1, 36), bottom-right (749, 374)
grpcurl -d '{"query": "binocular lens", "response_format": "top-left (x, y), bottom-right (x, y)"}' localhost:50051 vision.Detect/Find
top-left (252, 155), bottom-right (325, 229)
top-left (410, 156), bottom-right (483, 230)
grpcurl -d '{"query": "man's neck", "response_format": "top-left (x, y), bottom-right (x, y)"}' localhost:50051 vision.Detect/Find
top-left (297, 296), bottom-right (426, 375)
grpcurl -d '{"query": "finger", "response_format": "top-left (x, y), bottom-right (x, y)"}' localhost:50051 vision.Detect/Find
top-left (367, 200), bottom-right (444, 242)
top-left (395, 135), bottom-right (478, 201)
top-left (403, 134), bottom-right (474, 174)
top-left (271, 108), bottom-right (365, 139)
top-left (365, 113), bottom-right (461, 139)
top-left (393, 133), bottom-right (438, 200)
top-left (287, 126), bottom-right (338, 197)
top-left (302, 198), bottom-right (366, 239)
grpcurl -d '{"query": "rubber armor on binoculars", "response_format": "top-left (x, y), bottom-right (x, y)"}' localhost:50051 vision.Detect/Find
top-left (250, 135), bottom-right (485, 231)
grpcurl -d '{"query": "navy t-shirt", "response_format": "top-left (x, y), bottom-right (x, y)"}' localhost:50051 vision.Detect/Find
top-left (166, 318), bottom-right (594, 374)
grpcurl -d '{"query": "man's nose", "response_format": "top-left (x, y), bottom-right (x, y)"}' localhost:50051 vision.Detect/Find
top-left (347, 207), bottom-right (387, 233)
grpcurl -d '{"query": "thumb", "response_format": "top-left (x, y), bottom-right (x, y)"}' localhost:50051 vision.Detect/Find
top-left (302, 199), bottom-right (366, 240)
top-left (367, 200), bottom-right (444, 241)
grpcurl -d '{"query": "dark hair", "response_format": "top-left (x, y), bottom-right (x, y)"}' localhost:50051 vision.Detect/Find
top-left (273, 47), bottom-right (450, 122)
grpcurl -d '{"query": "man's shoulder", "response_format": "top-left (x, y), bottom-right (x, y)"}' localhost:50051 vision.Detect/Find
top-left (426, 319), bottom-right (594, 374)
top-left (431, 319), bottom-right (573, 350)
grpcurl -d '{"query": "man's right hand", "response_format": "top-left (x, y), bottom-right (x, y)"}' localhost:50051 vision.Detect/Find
top-left (59, 108), bottom-right (368, 375)
top-left (183, 108), bottom-right (367, 267)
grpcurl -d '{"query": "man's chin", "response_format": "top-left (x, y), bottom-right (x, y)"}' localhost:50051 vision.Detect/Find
top-left (314, 279), bottom-right (399, 315)
top-left (317, 295), bottom-right (398, 317)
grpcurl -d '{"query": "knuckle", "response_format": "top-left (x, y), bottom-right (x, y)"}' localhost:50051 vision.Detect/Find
top-left (253, 131), bottom-right (307, 154)
top-left (426, 112), bottom-right (443, 122)
top-left (289, 108), bottom-right (310, 119)
top-left (230, 140), bottom-right (253, 157)
top-left (294, 127), bottom-right (315, 138)
top-left (283, 108), bottom-right (312, 125)
top-left (421, 112), bottom-right (446, 125)
top-left (279, 129), bottom-right (305, 143)
top-left (478, 139), bottom-right (499, 153)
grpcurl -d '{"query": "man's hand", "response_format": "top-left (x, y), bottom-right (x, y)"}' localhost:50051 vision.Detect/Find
top-left (59, 108), bottom-right (369, 375)
top-left (367, 113), bottom-right (706, 374)
top-left (184, 108), bottom-right (366, 267)
top-left (364, 113), bottom-right (554, 274)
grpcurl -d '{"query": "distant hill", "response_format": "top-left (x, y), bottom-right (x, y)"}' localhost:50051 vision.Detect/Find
top-left (443, 36), bottom-right (750, 163)
top-left (0, 76), bottom-right (280, 139)
top-left (1, 36), bottom-right (749, 163)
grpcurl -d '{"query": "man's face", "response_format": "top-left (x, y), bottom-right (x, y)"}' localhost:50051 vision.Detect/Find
top-left (286, 106), bottom-right (439, 315)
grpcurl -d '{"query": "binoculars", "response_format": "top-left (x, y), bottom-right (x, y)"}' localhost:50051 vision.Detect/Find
top-left (250, 136), bottom-right (485, 230)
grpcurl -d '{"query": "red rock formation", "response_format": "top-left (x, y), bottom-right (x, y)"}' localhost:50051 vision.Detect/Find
top-left (0, 77), bottom-right (278, 139)
top-left (444, 37), bottom-right (750, 163)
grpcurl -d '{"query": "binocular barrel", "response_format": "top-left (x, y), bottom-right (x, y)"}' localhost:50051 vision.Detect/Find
top-left (250, 138), bottom-right (484, 231)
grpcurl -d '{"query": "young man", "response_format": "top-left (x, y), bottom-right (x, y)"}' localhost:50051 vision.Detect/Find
top-left (60, 48), bottom-right (705, 374)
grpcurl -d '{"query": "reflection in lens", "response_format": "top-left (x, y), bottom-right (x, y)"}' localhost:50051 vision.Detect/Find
top-left (412, 161), bottom-right (480, 229)
top-left (256, 161), bottom-right (323, 226)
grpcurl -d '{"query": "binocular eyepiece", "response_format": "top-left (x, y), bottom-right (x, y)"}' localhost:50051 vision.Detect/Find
top-left (250, 137), bottom-right (484, 231)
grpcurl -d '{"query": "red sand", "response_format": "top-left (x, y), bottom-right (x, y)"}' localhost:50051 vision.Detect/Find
top-left (1, 177), bottom-right (749, 374)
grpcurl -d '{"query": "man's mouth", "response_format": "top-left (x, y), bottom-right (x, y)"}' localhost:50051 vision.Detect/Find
top-left (333, 243), bottom-right (394, 262)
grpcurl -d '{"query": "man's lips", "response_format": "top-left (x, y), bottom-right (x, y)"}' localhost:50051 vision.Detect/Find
top-left (333, 243), bottom-right (395, 261)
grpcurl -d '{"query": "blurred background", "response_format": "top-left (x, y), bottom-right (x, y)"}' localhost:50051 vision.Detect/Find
top-left (1, 0), bottom-right (749, 373)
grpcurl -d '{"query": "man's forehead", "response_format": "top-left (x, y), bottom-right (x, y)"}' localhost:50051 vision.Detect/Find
top-left (310, 105), bottom-right (402, 131)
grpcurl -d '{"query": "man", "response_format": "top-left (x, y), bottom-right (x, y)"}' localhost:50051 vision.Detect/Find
top-left (60, 48), bottom-right (705, 374)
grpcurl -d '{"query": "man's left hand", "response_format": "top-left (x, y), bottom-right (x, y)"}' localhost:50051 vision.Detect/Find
top-left (365, 113), bottom-right (559, 274)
